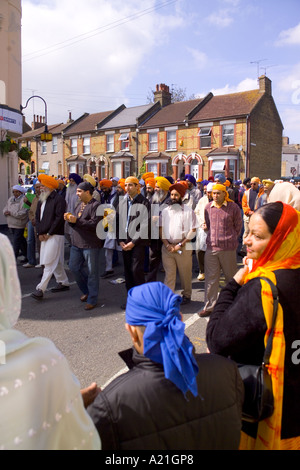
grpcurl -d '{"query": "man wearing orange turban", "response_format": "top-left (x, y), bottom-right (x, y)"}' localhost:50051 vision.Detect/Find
top-left (31, 173), bottom-right (69, 301)
top-left (99, 179), bottom-right (114, 204)
top-left (142, 172), bottom-right (154, 181)
top-left (145, 177), bottom-right (156, 202)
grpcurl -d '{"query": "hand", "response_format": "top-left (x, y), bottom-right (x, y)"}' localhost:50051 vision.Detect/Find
top-left (233, 266), bottom-right (249, 286)
top-left (39, 234), bottom-right (50, 242)
top-left (81, 382), bottom-right (101, 408)
top-left (4, 211), bottom-right (10, 216)
top-left (166, 244), bottom-right (175, 252)
top-left (122, 241), bottom-right (134, 251)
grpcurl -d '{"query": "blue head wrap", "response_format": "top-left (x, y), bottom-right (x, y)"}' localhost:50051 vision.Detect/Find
top-left (185, 174), bottom-right (196, 187)
top-left (214, 173), bottom-right (226, 183)
top-left (125, 282), bottom-right (199, 397)
top-left (69, 173), bottom-right (82, 185)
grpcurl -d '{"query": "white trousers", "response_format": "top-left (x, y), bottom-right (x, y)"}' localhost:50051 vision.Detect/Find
top-left (36, 235), bottom-right (69, 292)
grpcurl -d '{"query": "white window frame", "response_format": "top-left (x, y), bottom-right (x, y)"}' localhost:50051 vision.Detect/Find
top-left (222, 124), bottom-right (235, 146)
top-left (52, 136), bottom-right (58, 153)
top-left (83, 136), bottom-right (90, 155)
top-left (198, 127), bottom-right (212, 148)
top-left (71, 138), bottom-right (78, 155)
top-left (41, 140), bottom-right (47, 154)
top-left (149, 132), bottom-right (158, 152)
top-left (166, 130), bottom-right (176, 150)
top-left (106, 134), bottom-right (114, 153)
top-left (161, 162), bottom-right (167, 176)
top-left (124, 161), bottom-right (131, 178)
top-left (147, 163), bottom-right (158, 177)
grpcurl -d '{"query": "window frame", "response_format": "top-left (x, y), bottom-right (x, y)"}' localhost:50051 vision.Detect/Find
top-left (71, 138), bottom-right (78, 156)
top-left (106, 134), bottom-right (114, 153)
top-left (222, 124), bottom-right (235, 147)
top-left (83, 136), bottom-right (91, 155)
top-left (166, 130), bottom-right (177, 150)
top-left (198, 127), bottom-right (212, 148)
top-left (148, 132), bottom-right (158, 152)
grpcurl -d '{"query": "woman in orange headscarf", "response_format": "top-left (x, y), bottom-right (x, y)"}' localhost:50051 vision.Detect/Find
top-left (206, 202), bottom-right (300, 450)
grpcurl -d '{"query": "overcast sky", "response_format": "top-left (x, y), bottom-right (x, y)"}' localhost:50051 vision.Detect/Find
top-left (21, 0), bottom-right (300, 144)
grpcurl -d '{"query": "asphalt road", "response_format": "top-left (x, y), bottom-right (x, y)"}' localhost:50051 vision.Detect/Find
top-left (14, 244), bottom-right (211, 389)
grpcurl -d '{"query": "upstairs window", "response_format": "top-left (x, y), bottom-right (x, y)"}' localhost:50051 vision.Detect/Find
top-left (52, 136), bottom-right (58, 153)
top-left (166, 130), bottom-right (176, 150)
top-left (222, 124), bottom-right (234, 146)
top-left (199, 127), bottom-right (212, 148)
top-left (71, 138), bottom-right (77, 155)
top-left (41, 141), bottom-right (47, 154)
top-left (149, 132), bottom-right (158, 152)
top-left (119, 133), bottom-right (129, 151)
top-left (106, 134), bottom-right (114, 153)
top-left (83, 136), bottom-right (90, 154)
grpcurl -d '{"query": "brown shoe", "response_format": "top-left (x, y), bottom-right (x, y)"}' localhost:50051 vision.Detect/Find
top-left (198, 309), bottom-right (211, 318)
top-left (80, 294), bottom-right (88, 302)
top-left (85, 303), bottom-right (97, 311)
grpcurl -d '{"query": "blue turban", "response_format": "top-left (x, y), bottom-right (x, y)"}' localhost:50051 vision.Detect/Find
top-left (201, 179), bottom-right (209, 186)
top-left (214, 173), bottom-right (226, 183)
top-left (185, 174), bottom-right (196, 187)
top-left (125, 282), bottom-right (199, 397)
top-left (69, 173), bottom-right (82, 185)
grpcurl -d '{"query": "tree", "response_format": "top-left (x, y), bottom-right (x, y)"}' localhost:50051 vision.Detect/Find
top-left (147, 85), bottom-right (196, 104)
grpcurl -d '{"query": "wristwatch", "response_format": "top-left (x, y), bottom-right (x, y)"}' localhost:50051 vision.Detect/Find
top-left (178, 242), bottom-right (182, 247)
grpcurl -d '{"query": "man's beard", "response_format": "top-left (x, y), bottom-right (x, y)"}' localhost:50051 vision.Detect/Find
top-left (146, 190), bottom-right (154, 200)
top-left (152, 189), bottom-right (166, 204)
top-left (170, 197), bottom-right (182, 205)
top-left (66, 183), bottom-right (77, 197)
top-left (39, 188), bottom-right (51, 203)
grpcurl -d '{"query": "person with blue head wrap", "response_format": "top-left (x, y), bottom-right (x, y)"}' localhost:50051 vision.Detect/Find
top-left (125, 282), bottom-right (199, 397)
top-left (184, 174), bottom-right (202, 208)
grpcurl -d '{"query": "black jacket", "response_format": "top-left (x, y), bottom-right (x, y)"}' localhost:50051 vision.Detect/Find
top-left (69, 198), bottom-right (103, 249)
top-left (35, 191), bottom-right (66, 236)
top-left (88, 348), bottom-right (243, 450)
top-left (116, 193), bottom-right (151, 246)
top-left (206, 268), bottom-right (300, 440)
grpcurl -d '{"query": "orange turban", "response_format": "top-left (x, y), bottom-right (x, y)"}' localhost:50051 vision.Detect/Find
top-left (169, 183), bottom-right (187, 198)
top-left (224, 180), bottom-right (231, 187)
top-left (251, 177), bottom-right (261, 184)
top-left (142, 172), bottom-right (154, 181)
top-left (100, 179), bottom-right (113, 188)
top-left (179, 180), bottom-right (189, 189)
top-left (125, 176), bottom-right (140, 192)
top-left (38, 174), bottom-right (59, 190)
top-left (118, 178), bottom-right (126, 191)
top-left (145, 177), bottom-right (156, 189)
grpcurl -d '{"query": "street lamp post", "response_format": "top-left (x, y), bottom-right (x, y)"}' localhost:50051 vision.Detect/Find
top-left (20, 95), bottom-right (52, 175)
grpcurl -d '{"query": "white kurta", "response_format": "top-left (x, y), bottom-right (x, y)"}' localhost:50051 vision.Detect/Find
top-left (0, 234), bottom-right (101, 450)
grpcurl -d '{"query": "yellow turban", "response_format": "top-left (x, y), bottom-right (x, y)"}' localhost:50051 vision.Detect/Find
top-left (38, 174), bottom-right (59, 190)
top-left (212, 183), bottom-right (232, 201)
top-left (155, 176), bottom-right (171, 191)
top-left (251, 177), bottom-right (261, 184)
top-left (125, 176), bottom-right (140, 192)
top-left (83, 174), bottom-right (97, 187)
top-left (145, 177), bottom-right (156, 189)
top-left (142, 172), bottom-right (154, 181)
top-left (262, 179), bottom-right (275, 186)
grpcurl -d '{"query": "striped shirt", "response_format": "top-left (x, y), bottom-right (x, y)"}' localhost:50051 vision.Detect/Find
top-left (204, 201), bottom-right (242, 251)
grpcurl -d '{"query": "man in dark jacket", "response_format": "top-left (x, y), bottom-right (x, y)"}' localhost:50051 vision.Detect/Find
top-left (66, 181), bottom-right (103, 311)
top-left (31, 175), bottom-right (69, 300)
top-left (87, 282), bottom-right (244, 450)
top-left (116, 176), bottom-right (151, 299)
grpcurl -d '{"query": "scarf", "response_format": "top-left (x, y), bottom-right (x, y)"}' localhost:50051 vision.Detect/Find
top-left (212, 183), bottom-right (233, 202)
top-left (125, 282), bottom-right (199, 397)
top-left (240, 203), bottom-right (300, 450)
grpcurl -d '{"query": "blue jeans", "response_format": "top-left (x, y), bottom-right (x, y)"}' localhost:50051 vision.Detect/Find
top-left (27, 221), bottom-right (37, 265)
top-left (69, 246), bottom-right (101, 305)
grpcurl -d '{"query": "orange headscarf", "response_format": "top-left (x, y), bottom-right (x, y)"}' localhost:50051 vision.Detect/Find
top-left (240, 203), bottom-right (300, 450)
top-left (212, 183), bottom-right (233, 202)
top-left (100, 179), bottom-right (113, 189)
top-left (142, 172), bottom-right (154, 181)
top-left (145, 177), bottom-right (156, 189)
top-left (38, 175), bottom-right (59, 190)
top-left (118, 178), bottom-right (126, 191)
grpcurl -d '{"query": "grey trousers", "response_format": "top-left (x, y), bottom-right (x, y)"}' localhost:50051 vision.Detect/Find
top-left (203, 248), bottom-right (238, 312)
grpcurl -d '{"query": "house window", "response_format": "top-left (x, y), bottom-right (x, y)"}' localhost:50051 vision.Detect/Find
top-left (52, 136), bottom-right (58, 153)
top-left (148, 163), bottom-right (158, 177)
top-left (71, 138), bottom-right (77, 155)
top-left (113, 162), bottom-right (122, 179)
top-left (161, 163), bottom-right (167, 176)
top-left (119, 133), bottom-right (129, 151)
top-left (149, 132), bottom-right (158, 152)
top-left (167, 130), bottom-right (176, 150)
top-left (222, 125), bottom-right (234, 146)
top-left (295, 155), bottom-right (298, 162)
top-left (106, 134), bottom-right (114, 153)
top-left (41, 141), bottom-right (47, 154)
top-left (83, 137), bottom-right (90, 154)
top-left (199, 127), bottom-right (212, 148)
top-left (124, 161), bottom-right (131, 178)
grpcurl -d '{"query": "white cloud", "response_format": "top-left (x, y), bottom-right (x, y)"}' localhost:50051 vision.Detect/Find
top-left (210, 78), bottom-right (258, 95)
top-left (21, 0), bottom-right (184, 123)
top-left (276, 22), bottom-right (300, 46)
top-left (206, 9), bottom-right (234, 28)
top-left (186, 48), bottom-right (208, 69)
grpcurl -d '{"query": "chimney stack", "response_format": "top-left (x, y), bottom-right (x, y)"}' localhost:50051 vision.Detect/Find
top-left (31, 115), bottom-right (45, 130)
top-left (154, 83), bottom-right (172, 107)
top-left (282, 136), bottom-right (289, 146)
top-left (258, 75), bottom-right (272, 95)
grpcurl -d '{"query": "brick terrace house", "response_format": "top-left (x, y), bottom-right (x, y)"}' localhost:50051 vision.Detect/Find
top-left (281, 137), bottom-right (300, 178)
top-left (139, 77), bottom-right (283, 181)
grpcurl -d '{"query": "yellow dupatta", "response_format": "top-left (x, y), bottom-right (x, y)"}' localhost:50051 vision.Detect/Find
top-left (239, 203), bottom-right (300, 450)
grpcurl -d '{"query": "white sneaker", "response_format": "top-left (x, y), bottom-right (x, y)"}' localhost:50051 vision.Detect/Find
top-left (35, 264), bottom-right (43, 268)
top-left (23, 263), bottom-right (35, 268)
top-left (197, 273), bottom-right (205, 281)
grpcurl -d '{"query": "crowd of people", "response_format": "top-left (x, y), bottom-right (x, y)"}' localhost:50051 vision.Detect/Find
top-left (1, 170), bottom-right (300, 450)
